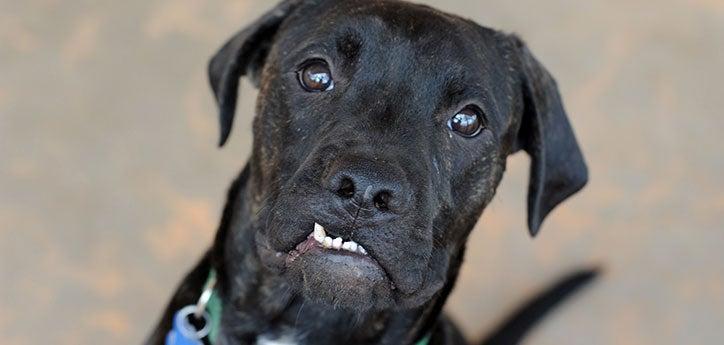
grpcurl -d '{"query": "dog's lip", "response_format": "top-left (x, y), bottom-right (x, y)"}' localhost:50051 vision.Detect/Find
top-left (283, 223), bottom-right (396, 290)
top-left (286, 234), bottom-right (369, 262)
top-left (287, 238), bottom-right (397, 291)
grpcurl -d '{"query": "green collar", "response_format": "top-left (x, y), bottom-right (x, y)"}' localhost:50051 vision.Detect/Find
top-left (202, 270), bottom-right (222, 344)
top-left (416, 334), bottom-right (431, 345)
top-left (202, 270), bottom-right (430, 345)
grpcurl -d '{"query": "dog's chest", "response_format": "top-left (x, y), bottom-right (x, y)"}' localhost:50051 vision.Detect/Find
top-left (256, 333), bottom-right (299, 345)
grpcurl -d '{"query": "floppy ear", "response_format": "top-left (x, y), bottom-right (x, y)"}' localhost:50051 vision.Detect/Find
top-left (510, 35), bottom-right (588, 236)
top-left (208, 0), bottom-right (302, 147)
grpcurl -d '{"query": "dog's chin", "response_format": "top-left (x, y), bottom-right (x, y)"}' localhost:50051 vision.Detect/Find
top-left (284, 237), bottom-right (395, 311)
top-left (256, 233), bottom-right (447, 311)
top-left (255, 220), bottom-right (445, 311)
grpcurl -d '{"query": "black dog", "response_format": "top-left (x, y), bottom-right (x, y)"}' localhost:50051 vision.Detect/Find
top-left (148, 0), bottom-right (589, 344)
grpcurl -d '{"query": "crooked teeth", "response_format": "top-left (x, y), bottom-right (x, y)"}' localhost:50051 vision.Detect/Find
top-left (341, 241), bottom-right (357, 252)
top-left (310, 223), bottom-right (367, 255)
top-left (313, 223), bottom-right (326, 242)
top-left (322, 237), bottom-right (333, 248)
top-left (332, 237), bottom-right (343, 249)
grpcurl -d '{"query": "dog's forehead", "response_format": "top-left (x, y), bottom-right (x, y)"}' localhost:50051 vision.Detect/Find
top-left (287, 0), bottom-right (499, 57)
top-left (340, 0), bottom-right (461, 38)
top-left (281, 0), bottom-right (509, 87)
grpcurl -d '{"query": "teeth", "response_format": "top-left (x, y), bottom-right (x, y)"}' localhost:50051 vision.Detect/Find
top-left (341, 241), bottom-right (358, 252)
top-left (313, 223), bottom-right (326, 242)
top-left (309, 223), bottom-right (367, 255)
top-left (322, 237), bottom-right (333, 248)
top-left (332, 237), bottom-right (343, 249)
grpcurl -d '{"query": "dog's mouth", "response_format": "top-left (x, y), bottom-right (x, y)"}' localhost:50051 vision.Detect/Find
top-left (282, 222), bottom-right (395, 292)
top-left (287, 223), bottom-right (370, 261)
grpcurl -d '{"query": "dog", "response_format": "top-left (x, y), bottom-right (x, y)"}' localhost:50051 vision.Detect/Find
top-left (147, 0), bottom-right (590, 344)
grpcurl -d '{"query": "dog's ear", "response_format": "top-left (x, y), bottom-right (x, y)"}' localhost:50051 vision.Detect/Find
top-left (208, 0), bottom-right (302, 146)
top-left (509, 35), bottom-right (588, 236)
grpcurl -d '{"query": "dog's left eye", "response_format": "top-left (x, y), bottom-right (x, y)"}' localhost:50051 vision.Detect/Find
top-left (298, 60), bottom-right (334, 92)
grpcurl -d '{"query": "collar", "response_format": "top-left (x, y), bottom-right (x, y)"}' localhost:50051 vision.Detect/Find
top-left (201, 270), bottom-right (430, 345)
top-left (202, 270), bottom-right (222, 344)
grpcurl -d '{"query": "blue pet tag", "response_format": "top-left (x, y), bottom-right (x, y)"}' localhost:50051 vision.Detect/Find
top-left (165, 305), bottom-right (211, 345)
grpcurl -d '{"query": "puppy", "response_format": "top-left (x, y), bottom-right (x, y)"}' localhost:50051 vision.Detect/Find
top-left (148, 0), bottom-right (588, 344)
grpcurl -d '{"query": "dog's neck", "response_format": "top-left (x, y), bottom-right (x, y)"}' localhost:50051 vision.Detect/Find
top-left (208, 166), bottom-right (455, 344)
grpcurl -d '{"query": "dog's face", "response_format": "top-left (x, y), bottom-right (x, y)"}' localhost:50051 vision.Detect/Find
top-left (209, 0), bottom-right (587, 312)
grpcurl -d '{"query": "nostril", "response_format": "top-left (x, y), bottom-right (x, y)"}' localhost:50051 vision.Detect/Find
top-left (373, 191), bottom-right (391, 211)
top-left (336, 177), bottom-right (355, 199)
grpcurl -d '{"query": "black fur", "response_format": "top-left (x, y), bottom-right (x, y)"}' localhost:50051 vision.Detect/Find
top-left (147, 0), bottom-right (589, 344)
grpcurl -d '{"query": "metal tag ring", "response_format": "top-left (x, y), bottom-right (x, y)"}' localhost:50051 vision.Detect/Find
top-left (175, 305), bottom-right (211, 340)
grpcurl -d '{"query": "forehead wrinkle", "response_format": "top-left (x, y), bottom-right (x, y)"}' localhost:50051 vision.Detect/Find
top-left (338, 0), bottom-right (462, 41)
top-left (282, 1), bottom-right (376, 54)
top-left (335, 29), bottom-right (363, 59)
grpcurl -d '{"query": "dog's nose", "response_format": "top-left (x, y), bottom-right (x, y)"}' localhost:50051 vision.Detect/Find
top-left (326, 161), bottom-right (411, 215)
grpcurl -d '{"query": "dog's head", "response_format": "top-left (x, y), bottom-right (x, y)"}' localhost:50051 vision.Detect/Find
top-left (209, 0), bottom-right (587, 312)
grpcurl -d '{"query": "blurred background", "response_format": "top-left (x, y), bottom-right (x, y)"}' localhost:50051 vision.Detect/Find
top-left (1, 0), bottom-right (723, 344)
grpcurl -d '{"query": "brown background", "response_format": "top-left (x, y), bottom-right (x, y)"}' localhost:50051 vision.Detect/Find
top-left (1, 0), bottom-right (723, 344)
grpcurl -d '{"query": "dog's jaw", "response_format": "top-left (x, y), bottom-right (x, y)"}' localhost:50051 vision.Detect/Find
top-left (259, 222), bottom-right (397, 310)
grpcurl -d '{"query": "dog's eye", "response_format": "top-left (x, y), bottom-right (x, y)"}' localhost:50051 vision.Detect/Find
top-left (298, 60), bottom-right (334, 92)
top-left (448, 106), bottom-right (485, 137)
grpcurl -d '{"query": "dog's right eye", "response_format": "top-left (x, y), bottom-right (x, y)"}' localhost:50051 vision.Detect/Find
top-left (448, 106), bottom-right (485, 137)
top-left (298, 60), bottom-right (334, 92)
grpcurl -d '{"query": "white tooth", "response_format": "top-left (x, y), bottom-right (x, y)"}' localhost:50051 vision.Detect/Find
top-left (323, 237), bottom-right (333, 248)
top-left (358, 245), bottom-right (367, 255)
top-left (313, 223), bottom-right (326, 243)
top-left (332, 237), bottom-right (343, 250)
top-left (347, 241), bottom-right (358, 252)
top-left (341, 242), bottom-right (351, 251)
